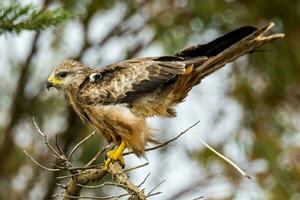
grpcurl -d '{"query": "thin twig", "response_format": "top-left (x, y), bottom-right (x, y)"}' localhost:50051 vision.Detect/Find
top-left (47, 161), bottom-right (69, 170)
top-left (147, 180), bottom-right (165, 196)
top-left (49, 153), bottom-right (61, 160)
top-left (32, 117), bottom-right (61, 158)
top-left (146, 192), bottom-right (162, 198)
top-left (56, 183), bottom-right (67, 189)
top-left (51, 134), bottom-right (73, 169)
top-left (200, 140), bottom-right (251, 179)
top-left (70, 163), bottom-right (103, 171)
top-left (124, 120), bottom-right (200, 156)
top-left (53, 193), bottom-right (129, 199)
top-left (56, 170), bottom-right (89, 180)
top-left (23, 150), bottom-right (60, 172)
top-left (68, 131), bottom-right (96, 160)
top-left (85, 144), bottom-right (114, 167)
top-left (77, 182), bottom-right (120, 189)
top-left (138, 173), bottom-right (151, 187)
top-left (55, 134), bottom-right (65, 156)
top-left (124, 162), bottom-right (149, 172)
top-left (192, 196), bottom-right (204, 200)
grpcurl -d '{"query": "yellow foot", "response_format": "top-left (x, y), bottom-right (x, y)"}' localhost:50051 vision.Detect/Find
top-left (104, 141), bottom-right (125, 170)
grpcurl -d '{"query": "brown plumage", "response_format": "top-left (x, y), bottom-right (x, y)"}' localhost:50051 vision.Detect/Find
top-left (46, 23), bottom-right (284, 156)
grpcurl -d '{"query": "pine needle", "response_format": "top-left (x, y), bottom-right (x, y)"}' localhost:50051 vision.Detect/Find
top-left (0, 2), bottom-right (72, 34)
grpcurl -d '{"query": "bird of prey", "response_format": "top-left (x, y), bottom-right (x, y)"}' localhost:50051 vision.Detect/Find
top-left (46, 23), bottom-right (284, 169)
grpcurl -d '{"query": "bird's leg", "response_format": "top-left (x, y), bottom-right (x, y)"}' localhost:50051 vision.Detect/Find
top-left (104, 141), bottom-right (125, 170)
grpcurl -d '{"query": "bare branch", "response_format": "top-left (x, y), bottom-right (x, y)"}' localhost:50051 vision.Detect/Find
top-left (124, 120), bottom-right (200, 156)
top-left (200, 140), bottom-right (251, 179)
top-left (63, 168), bottom-right (108, 199)
top-left (85, 144), bottom-right (114, 167)
top-left (71, 164), bottom-right (103, 171)
top-left (63, 161), bottom-right (147, 199)
top-left (56, 183), bottom-right (67, 189)
top-left (147, 180), bottom-right (165, 196)
top-left (138, 173), bottom-right (151, 188)
top-left (108, 162), bottom-right (146, 199)
top-left (23, 150), bottom-right (60, 172)
top-left (146, 192), bottom-right (162, 198)
top-left (28, 118), bottom-right (200, 199)
top-left (124, 162), bottom-right (149, 172)
top-left (56, 170), bottom-right (90, 180)
top-left (77, 182), bottom-right (120, 189)
top-left (53, 193), bottom-right (129, 199)
top-left (192, 197), bottom-right (204, 200)
top-left (55, 134), bottom-right (65, 156)
top-left (68, 131), bottom-right (96, 160)
top-left (32, 117), bottom-right (61, 159)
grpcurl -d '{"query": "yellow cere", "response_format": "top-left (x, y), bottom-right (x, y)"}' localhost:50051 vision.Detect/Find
top-left (48, 75), bottom-right (63, 85)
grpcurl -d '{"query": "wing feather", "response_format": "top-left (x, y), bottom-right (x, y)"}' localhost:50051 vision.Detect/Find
top-left (78, 57), bottom-right (189, 105)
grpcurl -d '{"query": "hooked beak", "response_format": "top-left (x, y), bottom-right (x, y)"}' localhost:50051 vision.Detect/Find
top-left (46, 81), bottom-right (53, 90)
top-left (46, 75), bottom-right (62, 90)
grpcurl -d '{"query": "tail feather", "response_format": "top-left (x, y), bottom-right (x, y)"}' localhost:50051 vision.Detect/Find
top-left (176, 26), bottom-right (257, 58)
top-left (169, 23), bottom-right (284, 104)
top-left (197, 22), bottom-right (284, 78)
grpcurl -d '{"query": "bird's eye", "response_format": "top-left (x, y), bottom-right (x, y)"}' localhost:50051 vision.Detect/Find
top-left (57, 71), bottom-right (68, 78)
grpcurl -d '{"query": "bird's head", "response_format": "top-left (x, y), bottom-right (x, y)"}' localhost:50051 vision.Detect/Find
top-left (46, 60), bottom-right (91, 91)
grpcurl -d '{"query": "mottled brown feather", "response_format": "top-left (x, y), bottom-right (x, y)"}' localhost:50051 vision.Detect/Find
top-left (78, 57), bottom-right (187, 106)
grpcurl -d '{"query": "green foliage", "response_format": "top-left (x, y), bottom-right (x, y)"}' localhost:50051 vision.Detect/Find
top-left (0, 2), bottom-right (72, 34)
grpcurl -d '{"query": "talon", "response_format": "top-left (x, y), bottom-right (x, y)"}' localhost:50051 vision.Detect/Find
top-left (104, 141), bottom-right (125, 170)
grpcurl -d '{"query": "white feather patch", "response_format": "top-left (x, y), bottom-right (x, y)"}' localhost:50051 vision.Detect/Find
top-left (102, 104), bottom-right (136, 120)
top-left (89, 73), bottom-right (101, 83)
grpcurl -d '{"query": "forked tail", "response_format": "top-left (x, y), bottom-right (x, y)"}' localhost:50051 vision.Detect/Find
top-left (170, 22), bottom-right (284, 104)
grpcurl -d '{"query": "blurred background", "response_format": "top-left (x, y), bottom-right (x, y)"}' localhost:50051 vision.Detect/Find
top-left (0, 0), bottom-right (299, 199)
